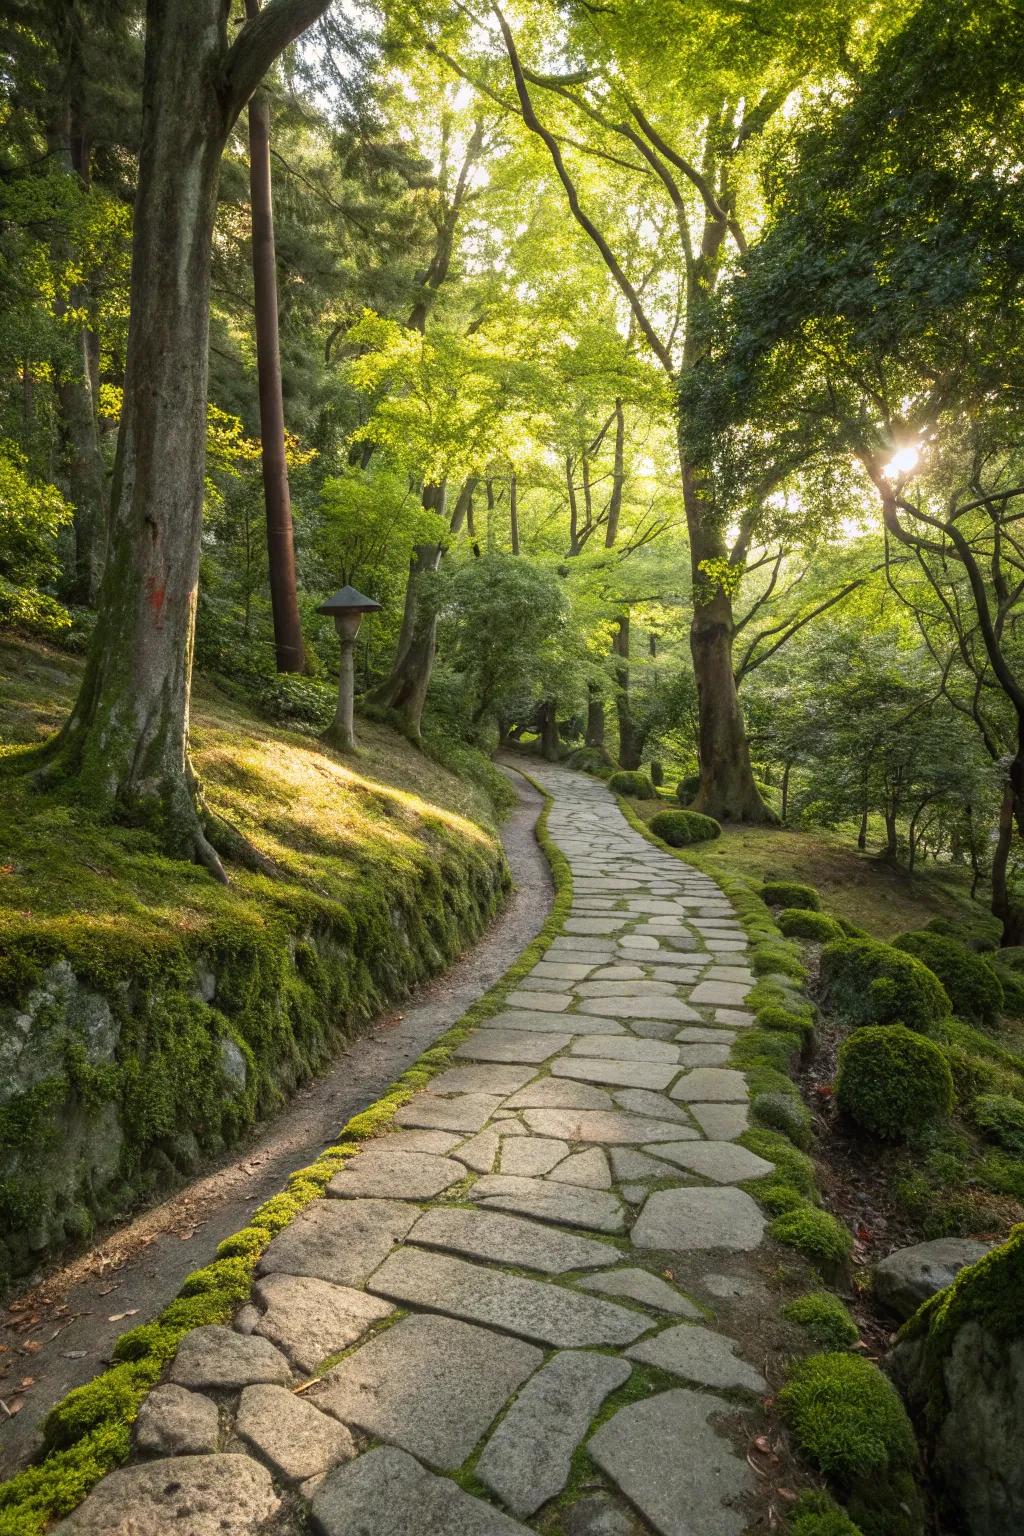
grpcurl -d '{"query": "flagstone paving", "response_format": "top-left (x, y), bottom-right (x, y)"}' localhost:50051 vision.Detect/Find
top-left (59, 764), bottom-right (778, 1536)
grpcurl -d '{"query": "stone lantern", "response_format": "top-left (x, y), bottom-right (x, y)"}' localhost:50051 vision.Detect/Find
top-left (317, 584), bottom-right (381, 752)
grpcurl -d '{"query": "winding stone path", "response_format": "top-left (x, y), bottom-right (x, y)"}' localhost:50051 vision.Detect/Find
top-left (58, 766), bottom-right (771, 1536)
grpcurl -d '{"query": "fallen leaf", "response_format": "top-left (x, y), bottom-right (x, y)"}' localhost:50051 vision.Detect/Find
top-left (776, 1487), bottom-right (797, 1503)
top-left (107, 1310), bottom-right (139, 1323)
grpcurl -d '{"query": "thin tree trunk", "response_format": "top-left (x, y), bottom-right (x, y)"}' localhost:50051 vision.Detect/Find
top-left (365, 543), bottom-right (442, 741)
top-left (585, 683), bottom-right (605, 748)
top-left (246, 6), bottom-right (305, 673)
top-left (509, 470), bottom-right (520, 555)
top-left (604, 397), bottom-right (624, 548)
top-left (781, 760), bottom-right (791, 822)
top-left (992, 776), bottom-right (1024, 944)
top-left (614, 613), bottom-right (643, 770)
top-left (539, 699), bottom-right (559, 761)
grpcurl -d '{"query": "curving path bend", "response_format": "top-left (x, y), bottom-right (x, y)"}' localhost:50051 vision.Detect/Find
top-left (57, 765), bottom-right (774, 1536)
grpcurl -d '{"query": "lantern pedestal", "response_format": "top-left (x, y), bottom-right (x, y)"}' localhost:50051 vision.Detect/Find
top-left (316, 586), bottom-right (382, 754)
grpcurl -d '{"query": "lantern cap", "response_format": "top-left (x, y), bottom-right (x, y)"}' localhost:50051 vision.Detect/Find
top-left (317, 585), bottom-right (382, 616)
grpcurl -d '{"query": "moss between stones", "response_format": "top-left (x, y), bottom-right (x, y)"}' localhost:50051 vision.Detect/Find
top-left (0, 773), bottom-right (571, 1534)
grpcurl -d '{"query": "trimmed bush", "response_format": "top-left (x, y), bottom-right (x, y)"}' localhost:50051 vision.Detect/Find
top-left (990, 962), bottom-right (1024, 1018)
top-left (971, 1092), bottom-right (1024, 1155)
top-left (784, 1291), bottom-right (860, 1350)
top-left (608, 769), bottom-right (654, 798)
top-left (819, 938), bottom-right (950, 1032)
top-left (779, 908), bottom-right (845, 943)
top-left (780, 1354), bottom-right (923, 1536)
top-left (760, 880), bottom-right (821, 911)
top-left (836, 1024), bottom-right (954, 1140)
top-left (892, 930), bottom-right (1003, 1026)
top-left (769, 1205), bottom-right (853, 1276)
top-left (751, 939), bottom-right (806, 980)
top-left (648, 808), bottom-right (721, 846)
top-left (675, 773), bottom-right (701, 803)
top-left (926, 914), bottom-right (998, 953)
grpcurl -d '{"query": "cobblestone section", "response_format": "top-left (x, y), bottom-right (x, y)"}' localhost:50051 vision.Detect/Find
top-left (58, 768), bottom-right (773, 1536)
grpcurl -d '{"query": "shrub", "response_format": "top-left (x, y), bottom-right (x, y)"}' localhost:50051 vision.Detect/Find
top-left (971, 1092), bottom-right (1024, 1155)
top-left (675, 773), bottom-right (701, 803)
top-left (648, 808), bottom-right (721, 846)
top-left (985, 957), bottom-right (1024, 1019)
top-left (926, 914), bottom-right (998, 953)
top-left (836, 1025), bottom-right (954, 1140)
top-left (780, 909), bottom-right (845, 943)
top-left (791, 1491), bottom-right (865, 1536)
top-left (769, 1206), bottom-right (853, 1275)
top-left (819, 938), bottom-right (950, 1032)
top-left (609, 769), bottom-right (655, 798)
top-left (780, 1354), bottom-right (922, 1536)
top-left (760, 881), bottom-right (821, 911)
top-left (892, 930), bottom-right (1003, 1027)
top-left (784, 1291), bottom-right (860, 1350)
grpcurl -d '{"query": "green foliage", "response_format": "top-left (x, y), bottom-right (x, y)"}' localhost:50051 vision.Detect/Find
top-left (770, 1206), bottom-right (854, 1274)
top-left (648, 808), bottom-right (721, 846)
top-left (836, 1025), bottom-right (954, 1140)
top-left (252, 674), bottom-right (334, 731)
top-left (732, 1026), bottom-right (801, 1074)
top-left (781, 1355), bottom-right (922, 1536)
top-left (971, 1092), bottom-right (1024, 1154)
top-left (784, 1291), bottom-right (860, 1350)
top-left (790, 1491), bottom-right (865, 1536)
top-left (760, 881), bottom-right (821, 911)
top-left (819, 939), bottom-right (950, 1032)
top-left (675, 773), bottom-right (701, 803)
top-left (751, 938), bottom-right (806, 981)
top-left (780, 908), bottom-right (844, 942)
top-left (757, 1003), bottom-right (815, 1045)
top-left (892, 930), bottom-right (1003, 1027)
top-left (609, 770), bottom-right (654, 797)
top-left (752, 1086), bottom-right (814, 1149)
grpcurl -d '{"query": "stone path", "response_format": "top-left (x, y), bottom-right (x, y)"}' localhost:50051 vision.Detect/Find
top-left (58, 767), bottom-right (774, 1536)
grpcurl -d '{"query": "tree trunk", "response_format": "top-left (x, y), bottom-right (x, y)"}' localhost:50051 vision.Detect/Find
top-left (682, 457), bottom-right (773, 822)
top-left (613, 613), bottom-right (643, 769)
top-left (992, 776), bottom-right (1024, 945)
top-left (365, 543), bottom-right (442, 741)
top-left (585, 684), bottom-right (605, 748)
top-left (538, 699), bottom-right (559, 761)
top-left (509, 470), bottom-right (520, 555)
top-left (781, 760), bottom-right (792, 823)
top-left (246, 21), bottom-right (305, 673)
top-left (604, 397), bottom-right (624, 548)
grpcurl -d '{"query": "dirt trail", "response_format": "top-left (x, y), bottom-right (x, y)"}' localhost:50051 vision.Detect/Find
top-left (0, 768), bottom-right (550, 1476)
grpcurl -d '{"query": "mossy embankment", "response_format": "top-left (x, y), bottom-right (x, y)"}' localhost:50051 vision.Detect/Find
top-left (0, 637), bottom-right (510, 1285)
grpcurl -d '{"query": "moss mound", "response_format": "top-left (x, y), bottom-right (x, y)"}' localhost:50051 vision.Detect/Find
top-left (781, 1354), bottom-right (923, 1536)
top-left (648, 808), bottom-right (721, 846)
top-left (770, 1205), bottom-right (853, 1276)
top-left (819, 938), bottom-right (950, 1032)
top-left (784, 1291), bottom-right (860, 1350)
top-left (791, 1491), bottom-right (865, 1536)
top-left (971, 1091), bottom-right (1024, 1154)
top-left (674, 773), bottom-right (701, 803)
top-left (760, 880), bottom-right (821, 911)
top-left (892, 930), bottom-right (1004, 1027)
top-left (608, 769), bottom-right (654, 798)
top-left (836, 1024), bottom-right (954, 1140)
top-left (780, 908), bottom-right (845, 943)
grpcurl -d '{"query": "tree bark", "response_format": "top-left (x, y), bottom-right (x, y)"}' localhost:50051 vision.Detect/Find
top-left (365, 543), bottom-right (442, 741)
top-left (585, 683), bottom-right (605, 748)
top-left (604, 397), bottom-right (625, 548)
top-left (613, 613), bottom-right (643, 770)
top-left (246, 6), bottom-right (305, 673)
top-left (538, 699), bottom-right (559, 761)
top-left (509, 470), bottom-right (520, 555)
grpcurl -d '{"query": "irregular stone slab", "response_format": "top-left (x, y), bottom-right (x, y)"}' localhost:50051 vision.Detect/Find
top-left (628, 1324), bottom-right (766, 1392)
top-left (670, 1069), bottom-right (748, 1103)
top-left (590, 964), bottom-right (647, 980)
top-left (486, 1009), bottom-right (625, 1036)
top-left (715, 1009), bottom-right (755, 1027)
top-left (476, 1351), bottom-right (631, 1517)
top-left (470, 1174), bottom-right (625, 1233)
top-left (328, 1147), bottom-right (466, 1200)
top-left (611, 1088), bottom-right (695, 1126)
top-left (704, 967), bottom-right (754, 985)
top-left (501, 1136), bottom-right (569, 1176)
top-left (256, 1198), bottom-right (414, 1285)
top-left (407, 1206), bottom-right (618, 1274)
top-left (564, 916), bottom-right (630, 934)
top-left (548, 1147), bottom-right (611, 1188)
top-left (677, 1027), bottom-right (735, 1044)
top-left (578, 1268), bottom-right (700, 1319)
top-left (314, 1313), bottom-right (540, 1470)
top-left (311, 1445), bottom-right (533, 1536)
top-left (169, 1326), bottom-right (291, 1391)
top-left (678, 1044), bottom-right (731, 1067)
top-left (609, 1147), bottom-right (680, 1180)
top-left (506, 989), bottom-right (573, 1012)
top-left (451, 1127), bottom-right (501, 1173)
top-left (552, 1057), bottom-right (677, 1091)
top-left (874, 1237), bottom-right (993, 1320)
top-left (55, 1455), bottom-right (280, 1536)
top-left (577, 980), bottom-right (679, 999)
top-left (630, 1016), bottom-right (685, 1041)
top-left (236, 1383), bottom-right (354, 1482)
top-left (701, 1272), bottom-right (762, 1300)
top-left (502, 1077), bottom-right (614, 1111)
top-left (689, 981), bottom-right (750, 1007)
top-left (589, 1389), bottom-right (753, 1536)
top-left (570, 1036), bottom-right (680, 1062)
top-left (523, 1108), bottom-right (697, 1144)
top-left (531, 961), bottom-right (598, 980)
top-left (133, 1384), bottom-right (218, 1456)
top-left (689, 1102), bottom-right (749, 1141)
top-left (427, 1064), bottom-right (535, 1097)
top-left (252, 1274), bottom-right (393, 1374)
top-left (549, 937), bottom-right (617, 955)
top-left (383, 1129), bottom-right (464, 1155)
top-left (646, 1141), bottom-right (773, 1185)
top-left (393, 1093), bottom-right (503, 1134)
top-left (619, 935), bottom-right (660, 950)
top-left (455, 1030), bottom-right (569, 1064)
top-left (585, 996), bottom-right (699, 1021)
top-left (633, 1187), bottom-right (766, 1254)
top-left (368, 1248), bottom-right (646, 1348)
top-left (561, 1491), bottom-right (638, 1535)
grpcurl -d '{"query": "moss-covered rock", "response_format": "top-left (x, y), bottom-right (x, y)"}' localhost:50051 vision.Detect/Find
top-left (608, 769), bottom-right (654, 797)
top-left (892, 930), bottom-right (1004, 1027)
top-left (836, 1025), bottom-right (954, 1140)
top-left (784, 1291), bottom-right (860, 1350)
top-left (819, 938), bottom-right (950, 1032)
top-left (647, 808), bottom-right (721, 846)
top-left (780, 908), bottom-right (845, 943)
top-left (760, 880), bottom-right (821, 911)
top-left (781, 1353), bottom-right (923, 1536)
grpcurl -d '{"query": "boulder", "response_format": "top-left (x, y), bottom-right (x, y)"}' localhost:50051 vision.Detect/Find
top-left (874, 1238), bottom-right (991, 1319)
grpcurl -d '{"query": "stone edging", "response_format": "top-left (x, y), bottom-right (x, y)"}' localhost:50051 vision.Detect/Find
top-left (0, 773), bottom-right (570, 1535)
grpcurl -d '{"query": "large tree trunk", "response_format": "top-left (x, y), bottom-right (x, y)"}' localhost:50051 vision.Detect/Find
top-left (246, 14), bottom-right (305, 674)
top-left (683, 459), bottom-right (773, 822)
top-left (585, 683), bottom-right (605, 748)
top-left (604, 398), bottom-right (625, 548)
top-left (992, 776), bottom-right (1024, 945)
top-left (613, 613), bottom-right (643, 770)
top-left (365, 543), bottom-right (442, 741)
top-left (538, 699), bottom-right (560, 761)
